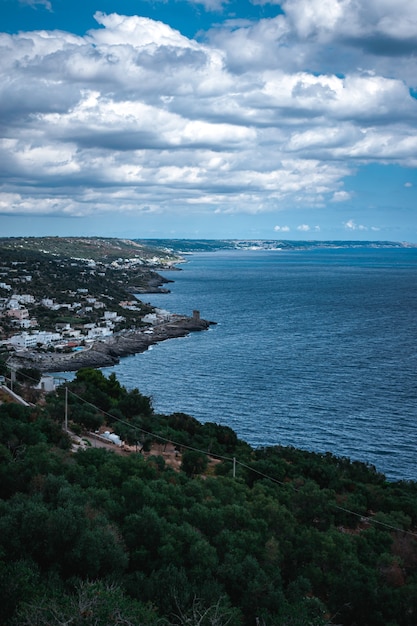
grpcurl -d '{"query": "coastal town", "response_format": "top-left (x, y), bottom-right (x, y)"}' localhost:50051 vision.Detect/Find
top-left (0, 237), bottom-right (212, 375)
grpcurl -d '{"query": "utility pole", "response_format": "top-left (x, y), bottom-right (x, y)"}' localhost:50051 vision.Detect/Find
top-left (64, 386), bottom-right (68, 432)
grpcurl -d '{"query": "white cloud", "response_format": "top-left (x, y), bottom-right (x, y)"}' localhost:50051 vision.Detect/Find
top-left (19, 0), bottom-right (52, 9)
top-left (331, 190), bottom-right (351, 202)
top-left (343, 219), bottom-right (367, 231)
top-left (186, 0), bottom-right (227, 10)
top-left (405, 182), bottom-right (413, 187)
top-left (297, 224), bottom-right (310, 231)
top-left (281, 0), bottom-right (347, 40)
top-left (282, 0), bottom-right (417, 42)
top-left (0, 7), bottom-right (416, 223)
top-left (218, 0), bottom-right (416, 85)
top-left (274, 225), bottom-right (290, 231)
top-left (251, 0), bottom-right (282, 5)
top-left (91, 12), bottom-right (196, 48)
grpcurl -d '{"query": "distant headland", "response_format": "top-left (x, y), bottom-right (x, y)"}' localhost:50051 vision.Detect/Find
top-left (0, 236), bottom-right (414, 374)
top-left (133, 238), bottom-right (416, 253)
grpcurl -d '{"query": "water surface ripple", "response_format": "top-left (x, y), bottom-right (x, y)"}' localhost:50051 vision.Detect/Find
top-left (102, 249), bottom-right (417, 481)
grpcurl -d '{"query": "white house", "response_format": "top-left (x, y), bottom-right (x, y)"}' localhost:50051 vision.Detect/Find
top-left (16, 294), bottom-right (35, 304)
top-left (9, 330), bottom-right (61, 349)
top-left (142, 308), bottom-right (173, 325)
top-left (7, 298), bottom-right (20, 309)
top-left (103, 311), bottom-right (124, 323)
top-left (86, 327), bottom-right (113, 339)
top-left (36, 375), bottom-right (55, 392)
top-left (19, 319), bottom-right (33, 329)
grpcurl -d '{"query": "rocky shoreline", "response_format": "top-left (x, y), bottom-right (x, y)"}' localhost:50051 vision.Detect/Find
top-left (8, 316), bottom-right (215, 373)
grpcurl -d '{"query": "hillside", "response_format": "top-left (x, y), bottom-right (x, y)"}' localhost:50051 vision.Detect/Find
top-left (0, 237), bottom-right (180, 344)
top-left (0, 369), bottom-right (416, 626)
top-left (0, 236), bottom-right (180, 262)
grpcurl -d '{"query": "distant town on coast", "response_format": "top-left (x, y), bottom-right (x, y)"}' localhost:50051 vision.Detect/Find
top-left (0, 236), bottom-right (414, 376)
top-left (0, 237), bottom-right (216, 376)
top-left (135, 238), bottom-right (417, 253)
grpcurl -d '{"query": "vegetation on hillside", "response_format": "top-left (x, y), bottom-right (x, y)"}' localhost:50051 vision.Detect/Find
top-left (0, 237), bottom-right (180, 262)
top-left (0, 369), bottom-right (416, 625)
top-left (0, 241), bottom-right (176, 339)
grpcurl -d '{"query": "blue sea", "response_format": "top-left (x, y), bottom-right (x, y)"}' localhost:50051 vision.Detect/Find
top-left (100, 248), bottom-right (417, 482)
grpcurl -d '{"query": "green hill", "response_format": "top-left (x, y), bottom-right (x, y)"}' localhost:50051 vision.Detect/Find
top-left (0, 368), bottom-right (416, 626)
top-left (0, 236), bottom-right (180, 262)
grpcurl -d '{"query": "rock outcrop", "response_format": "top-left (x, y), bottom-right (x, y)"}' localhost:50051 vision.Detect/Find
top-left (8, 316), bottom-right (214, 373)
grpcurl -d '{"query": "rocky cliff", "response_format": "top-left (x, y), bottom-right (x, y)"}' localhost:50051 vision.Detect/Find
top-left (8, 316), bottom-right (214, 373)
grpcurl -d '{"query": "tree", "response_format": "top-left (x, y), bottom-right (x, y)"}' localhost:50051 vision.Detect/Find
top-left (116, 388), bottom-right (153, 418)
top-left (16, 367), bottom-right (42, 386)
top-left (0, 558), bottom-right (40, 624)
top-left (181, 450), bottom-right (208, 477)
top-left (172, 596), bottom-right (242, 626)
top-left (13, 579), bottom-right (161, 626)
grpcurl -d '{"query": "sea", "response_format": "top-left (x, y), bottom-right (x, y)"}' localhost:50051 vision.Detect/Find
top-left (98, 248), bottom-right (417, 482)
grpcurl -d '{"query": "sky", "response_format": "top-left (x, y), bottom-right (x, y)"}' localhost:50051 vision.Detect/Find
top-left (0, 0), bottom-right (416, 241)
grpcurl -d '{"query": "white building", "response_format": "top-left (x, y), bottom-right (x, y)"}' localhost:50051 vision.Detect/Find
top-left (9, 330), bottom-right (61, 349)
top-left (86, 327), bottom-right (113, 339)
top-left (103, 311), bottom-right (124, 323)
top-left (19, 319), bottom-right (33, 329)
top-left (36, 375), bottom-right (55, 392)
top-left (102, 431), bottom-right (122, 446)
top-left (7, 298), bottom-right (20, 309)
top-left (142, 308), bottom-right (173, 325)
top-left (16, 294), bottom-right (35, 304)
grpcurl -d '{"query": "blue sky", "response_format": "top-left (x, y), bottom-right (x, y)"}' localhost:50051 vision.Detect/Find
top-left (1, 0), bottom-right (417, 241)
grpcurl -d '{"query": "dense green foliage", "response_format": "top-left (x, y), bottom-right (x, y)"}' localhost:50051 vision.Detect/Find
top-left (0, 246), bottom-right (162, 303)
top-left (1, 369), bottom-right (417, 625)
top-left (0, 236), bottom-right (179, 262)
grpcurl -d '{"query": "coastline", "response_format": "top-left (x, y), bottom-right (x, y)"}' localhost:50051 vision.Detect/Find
top-left (7, 315), bottom-right (214, 373)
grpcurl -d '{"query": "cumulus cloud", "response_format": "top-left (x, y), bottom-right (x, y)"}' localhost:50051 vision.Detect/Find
top-left (274, 225), bottom-right (290, 232)
top-left (344, 219), bottom-right (367, 231)
top-left (0, 3), bottom-right (416, 222)
top-left (281, 0), bottom-right (417, 45)
top-left (331, 190), bottom-right (352, 202)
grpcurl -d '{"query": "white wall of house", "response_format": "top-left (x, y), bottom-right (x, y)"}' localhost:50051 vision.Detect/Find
top-left (9, 330), bottom-right (61, 349)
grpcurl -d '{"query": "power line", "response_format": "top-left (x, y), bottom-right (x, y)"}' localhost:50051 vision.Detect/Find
top-left (64, 384), bottom-right (417, 539)
top-left (66, 387), bottom-right (233, 461)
